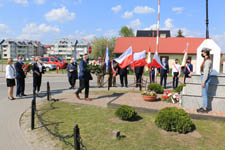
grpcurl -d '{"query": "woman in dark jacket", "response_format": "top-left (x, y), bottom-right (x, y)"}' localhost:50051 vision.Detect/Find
top-left (67, 58), bottom-right (78, 89)
top-left (32, 56), bottom-right (45, 94)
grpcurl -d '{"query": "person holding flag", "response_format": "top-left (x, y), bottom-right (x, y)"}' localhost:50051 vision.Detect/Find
top-left (183, 57), bottom-right (193, 83)
top-left (160, 58), bottom-right (169, 89)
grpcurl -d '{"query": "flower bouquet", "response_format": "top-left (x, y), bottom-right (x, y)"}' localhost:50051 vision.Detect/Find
top-left (161, 90), bottom-right (179, 104)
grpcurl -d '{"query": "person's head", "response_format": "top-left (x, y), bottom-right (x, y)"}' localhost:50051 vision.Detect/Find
top-left (162, 58), bottom-right (166, 63)
top-left (83, 54), bottom-right (89, 61)
top-left (35, 56), bottom-right (40, 62)
top-left (7, 58), bottom-right (13, 65)
top-left (98, 57), bottom-right (102, 62)
top-left (186, 57), bottom-right (192, 63)
top-left (17, 55), bottom-right (22, 61)
top-left (70, 58), bottom-right (75, 63)
top-left (201, 48), bottom-right (211, 59)
top-left (175, 59), bottom-right (179, 64)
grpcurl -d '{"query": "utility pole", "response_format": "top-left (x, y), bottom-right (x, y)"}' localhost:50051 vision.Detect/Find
top-left (206, 0), bottom-right (209, 39)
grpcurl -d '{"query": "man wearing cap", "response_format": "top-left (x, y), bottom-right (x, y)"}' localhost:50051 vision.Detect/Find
top-left (197, 48), bottom-right (212, 113)
top-left (183, 57), bottom-right (193, 83)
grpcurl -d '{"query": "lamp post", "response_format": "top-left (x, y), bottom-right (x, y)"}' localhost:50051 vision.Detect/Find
top-left (206, 0), bottom-right (209, 39)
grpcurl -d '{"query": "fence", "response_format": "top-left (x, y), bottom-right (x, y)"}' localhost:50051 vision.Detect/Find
top-left (31, 82), bottom-right (87, 150)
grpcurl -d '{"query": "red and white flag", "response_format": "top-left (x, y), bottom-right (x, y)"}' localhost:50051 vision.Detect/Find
top-left (150, 52), bottom-right (164, 69)
top-left (114, 46), bottom-right (133, 69)
top-left (131, 50), bottom-right (147, 69)
top-left (181, 42), bottom-right (189, 67)
top-left (147, 47), bottom-right (151, 68)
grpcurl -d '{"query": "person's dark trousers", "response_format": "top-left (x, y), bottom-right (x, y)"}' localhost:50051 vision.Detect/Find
top-left (149, 71), bottom-right (155, 83)
top-left (136, 73), bottom-right (142, 88)
top-left (37, 75), bottom-right (42, 92)
top-left (33, 75), bottom-right (41, 93)
top-left (16, 77), bottom-right (25, 96)
top-left (76, 79), bottom-right (89, 98)
top-left (120, 74), bottom-right (128, 87)
top-left (68, 77), bottom-right (75, 88)
top-left (173, 72), bottom-right (179, 89)
top-left (160, 75), bottom-right (167, 89)
top-left (108, 74), bottom-right (113, 87)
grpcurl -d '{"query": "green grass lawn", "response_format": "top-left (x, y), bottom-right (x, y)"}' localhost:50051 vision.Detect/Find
top-left (38, 102), bottom-right (225, 150)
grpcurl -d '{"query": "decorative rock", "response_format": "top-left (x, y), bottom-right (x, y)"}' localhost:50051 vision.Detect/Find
top-left (112, 130), bottom-right (120, 139)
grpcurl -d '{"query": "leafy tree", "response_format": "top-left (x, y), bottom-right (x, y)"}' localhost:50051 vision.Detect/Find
top-left (176, 29), bottom-right (185, 37)
top-left (119, 26), bottom-right (135, 37)
top-left (91, 37), bottom-right (116, 60)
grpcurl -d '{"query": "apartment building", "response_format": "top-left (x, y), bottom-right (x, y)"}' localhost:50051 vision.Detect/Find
top-left (0, 39), bottom-right (45, 59)
top-left (47, 38), bottom-right (90, 59)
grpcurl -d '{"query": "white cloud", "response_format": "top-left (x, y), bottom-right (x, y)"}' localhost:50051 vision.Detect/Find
top-left (122, 11), bottom-right (133, 19)
top-left (18, 23), bottom-right (60, 40)
top-left (172, 7), bottom-right (184, 14)
top-left (45, 7), bottom-right (76, 23)
top-left (34, 0), bottom-right (45, 5)
top-left (134, 6), bottom-right (155, 14)
top-left (0, 24), bottom-right (11, 34)
top-left (164, 18), bottom-right (173, 30)
top-left (104, 29), bottom-right (118, 37)
top-left (112, 5), bottom-right (122, 13)
top-left (212, 33), bottom-right (225, 53)
top-left (11, 0), bottom-right (28, 6)
top-left (96, 28), bottom-right (103, 32)
top-left (129, 19), bottom-right (141, 29)
top-left (83, 34), bottom-right (96, 41)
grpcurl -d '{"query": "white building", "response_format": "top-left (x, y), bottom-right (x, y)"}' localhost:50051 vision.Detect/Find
top-left (48, 38), bottom-right (90, 59)
top-left (0, 39), bottom-right (45, 59)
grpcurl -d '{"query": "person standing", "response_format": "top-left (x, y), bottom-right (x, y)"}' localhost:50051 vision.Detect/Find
top-left (119, 66), bottom-right (128, 87)
top-left (172, 59), bottom-right (181, 89)
top-left (197, 48), bottom-right (212, 113)
top-left (96, 57), bottom-right (106, 88)
top-left (6, 58), bottom-right (16, 100)
top-left (135, 66), bottom-right (144, 89)
top-left (32, 56), bottom-right (45, 94)
top-left (75, 54), bottom-right (92, 101)
top-left (160, 58), bottom-right (169, 89)
top-left (149, 66), bottom-right (156, 83)
top-left (183, 57), bottom-right (193, 83)
top-left (67, 58), bottom-right (78, 89)
top-left (14, 55), bottom-right (26, 97)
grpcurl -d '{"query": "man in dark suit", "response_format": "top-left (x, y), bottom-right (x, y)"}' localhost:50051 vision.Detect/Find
top-left (183, 57), bottom-right (193, 83)
top-left (14, 55), bottom-right (26, 97)
top-left (135, 66), bottom-right (144, 89)
top-left (67, 58), bottom-right (78, 89)
top-left (160, 58), bottom-right (169, 89)
top-left (119, 66), bottom-right (128, 87)
top-left (75, 54), bottom-right (92, 101)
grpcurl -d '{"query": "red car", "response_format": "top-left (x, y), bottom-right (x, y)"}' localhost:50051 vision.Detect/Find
top-left (40, 56), bottom-right (67, 69)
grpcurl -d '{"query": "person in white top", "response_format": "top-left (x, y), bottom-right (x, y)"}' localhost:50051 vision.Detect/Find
top-left (5, 58), bottom-right (16, 100)
top-left (172, 59), bottom-right (181, 89)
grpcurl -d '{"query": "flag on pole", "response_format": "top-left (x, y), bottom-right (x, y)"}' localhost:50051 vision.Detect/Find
top-left (147, 47), bottom-right (151, 68)
top-left (150, 52), bottom-right (164, 69)
top-left (156, 0), bottom-right (161, 53)
top-left (74, 40), bottom-right (78, 62)
top-left (181, 43), bottom-right (189, 66)
top-left (114, 46), bottom-right (133, 69)
top-left (105, 46), bottom-right (110, 72)
top-left (131, 50), bottom-right (147, 69)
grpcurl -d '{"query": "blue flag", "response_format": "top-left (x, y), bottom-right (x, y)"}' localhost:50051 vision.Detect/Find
top-left (74, 40), bottom-right (78, 62)
top-left (105, 47), bottom-right (110, 72)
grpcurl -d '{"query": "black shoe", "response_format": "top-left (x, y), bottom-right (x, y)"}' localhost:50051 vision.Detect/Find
top-left (21, 94), bottom-right (27, 96)
top-left (197, 107), bottom-right (209, 113)
top-left (197, 107), bottom-right (204, 113)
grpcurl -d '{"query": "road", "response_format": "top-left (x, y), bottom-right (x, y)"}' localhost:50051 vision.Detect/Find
top-left (0, 73), bottom-right (174, 150)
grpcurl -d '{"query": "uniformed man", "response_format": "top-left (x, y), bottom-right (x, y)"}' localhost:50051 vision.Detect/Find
top-left (119, 66), bottom-right (128, 87)
top-left (135, 66), bottom-right (144, 89)
top-left (160, 58), bottom-right (169, 89)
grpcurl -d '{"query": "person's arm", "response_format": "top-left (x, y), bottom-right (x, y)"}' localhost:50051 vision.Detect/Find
top-left (203, 60), bottom-right (211, 84)
top-left (66, 64), bottom-right (70, 72)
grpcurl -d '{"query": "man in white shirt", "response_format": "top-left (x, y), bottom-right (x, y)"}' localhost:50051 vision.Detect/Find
top-left (172, 59), bottom-right (181, 89)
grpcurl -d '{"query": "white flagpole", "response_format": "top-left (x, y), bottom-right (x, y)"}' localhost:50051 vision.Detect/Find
top-left (155, 0), bottom-right (160, 82)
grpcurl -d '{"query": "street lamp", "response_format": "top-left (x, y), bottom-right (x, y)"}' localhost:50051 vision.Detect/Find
top-left (206, 0), bottom-right (209, 39)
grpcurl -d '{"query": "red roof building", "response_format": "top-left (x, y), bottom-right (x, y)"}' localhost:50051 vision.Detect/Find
top-left (114, 37), bottom-right (205, 54)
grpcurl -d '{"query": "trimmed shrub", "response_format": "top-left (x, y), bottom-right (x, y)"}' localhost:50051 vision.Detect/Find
top-left (155, 107), bottom-right (195, 134)
top-left (115, 105), bottom-right (137, 121)
top-left (174, 84), bottom-right (186, 93)
top-left (147, 83), bottom-right (164, 94)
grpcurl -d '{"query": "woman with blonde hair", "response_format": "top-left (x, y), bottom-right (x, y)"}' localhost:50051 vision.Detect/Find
top-left (5, 58), bottom-right (16, 100)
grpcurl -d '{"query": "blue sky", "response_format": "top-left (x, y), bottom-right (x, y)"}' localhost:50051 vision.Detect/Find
top-left (0, 0), bottom-right (225, 49)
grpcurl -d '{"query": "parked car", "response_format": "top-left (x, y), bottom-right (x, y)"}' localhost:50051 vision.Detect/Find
top-left (43, 63), bottom-right (56, 71)
top-left (40, 56), bottom-right (67, 69)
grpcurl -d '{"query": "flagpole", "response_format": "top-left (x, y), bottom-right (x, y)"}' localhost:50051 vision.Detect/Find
top-left (155, 0), bottom-right (160, 83)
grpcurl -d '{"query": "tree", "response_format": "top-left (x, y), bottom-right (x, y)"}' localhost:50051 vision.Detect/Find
top-left (91, 37), bottom-right (116, 60)
top-left (176, 29), bottom-right (185, 37)
top-left (119, 26), bottom-right (135, 37)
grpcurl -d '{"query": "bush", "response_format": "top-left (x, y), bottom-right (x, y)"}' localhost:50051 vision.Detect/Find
top-left (115, 105), bottom-right (137, 121)
top-left (155, 107), bottom-right (195, 134)
top-left (174, 84), bottom-right (186, 93)
top-left (147, 83), bottom-right (164, 94)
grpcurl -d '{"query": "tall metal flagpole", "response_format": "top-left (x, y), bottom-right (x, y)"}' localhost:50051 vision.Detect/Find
top-left (155, 0), bottom-right (160, 82)
top-left (74, 40), bottom-right (78, 62)
top-left (206, 0), bottom-right (209, 39)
